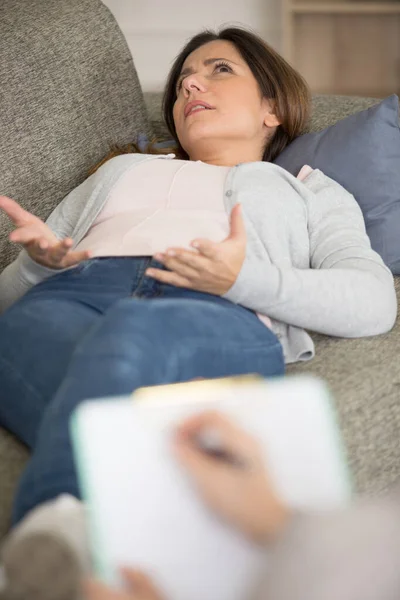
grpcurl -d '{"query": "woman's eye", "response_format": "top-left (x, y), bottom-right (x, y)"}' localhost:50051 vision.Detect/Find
top-left (215, 63), bottom-right (231, 74)
top-left (176, 63), bottom-right (232, 92)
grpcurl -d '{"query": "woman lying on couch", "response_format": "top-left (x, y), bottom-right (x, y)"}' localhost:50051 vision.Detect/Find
top-left (0, 25), bottom-right (396, 600)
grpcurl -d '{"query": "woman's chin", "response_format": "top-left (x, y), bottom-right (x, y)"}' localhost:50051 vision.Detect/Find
top-left (181, 130), bottom-right (220, 151)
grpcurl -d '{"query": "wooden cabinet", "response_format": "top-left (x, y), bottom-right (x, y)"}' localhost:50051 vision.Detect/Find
top-left (281, 0), bottom-right (400, 97)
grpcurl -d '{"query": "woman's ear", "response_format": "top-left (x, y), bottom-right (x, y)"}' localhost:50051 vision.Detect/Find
top-left (264, 112), bottom-right (281, 128)
top-left (262, 98), bottom-right (281, 128)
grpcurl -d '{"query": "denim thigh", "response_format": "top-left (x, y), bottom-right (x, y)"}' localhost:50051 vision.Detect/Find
top-left (12, 291), bottom-right (284, 523)
top-left (0, 257), bottom-right (151, 446)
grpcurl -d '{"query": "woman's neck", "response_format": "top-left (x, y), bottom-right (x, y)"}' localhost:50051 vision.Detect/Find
top-left (188, 141), bottom-right (263, 167)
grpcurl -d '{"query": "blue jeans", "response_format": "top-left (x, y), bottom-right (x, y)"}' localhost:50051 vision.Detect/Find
top-left (0, 257), bottom-right (284, 524)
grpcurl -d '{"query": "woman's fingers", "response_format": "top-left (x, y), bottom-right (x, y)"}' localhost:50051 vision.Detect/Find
top-left (190, 238), bottom-right (218, 259)
top-left (46, 242), bottom-right (91, 268)
top-left (157, 257), bottom-right (199, 280)
top-left (0, 195), bottom-right (35, 227)
top-left (1, 196), bottom-right (91, 270)
top-left (227, 203), bottom-right (246, 242)
top-left (9, 224), bottom-right (55, 246)
top-left (47, 238), bottom-right (74, 263)
top-left (26, 238), bottom-right (91, 269)
top-left (145, 267), bottom-right (191, 288)
top-left (155, 249), bottom-right (207, 275)
top-left (62, 249), bottom-right (92, 268)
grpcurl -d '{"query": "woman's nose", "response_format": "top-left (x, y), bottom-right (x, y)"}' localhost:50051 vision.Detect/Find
top-left (183, 74), bottom-right (206, 94)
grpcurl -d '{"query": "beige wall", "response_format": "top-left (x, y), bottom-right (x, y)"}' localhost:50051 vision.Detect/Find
top-left (102, 0), bottom-right (282, 91)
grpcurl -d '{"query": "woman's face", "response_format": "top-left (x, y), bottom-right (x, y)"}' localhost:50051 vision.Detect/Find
top-left (173, 39), bottom-right (279, 161)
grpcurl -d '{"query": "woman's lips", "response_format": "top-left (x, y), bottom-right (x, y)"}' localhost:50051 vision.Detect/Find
top-left (184, 101), bottom-right (215, 118)
top-left (187, 107), bottom-right (210, 116)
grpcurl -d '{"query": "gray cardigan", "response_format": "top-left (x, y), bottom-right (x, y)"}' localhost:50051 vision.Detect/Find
top-left (0, 153), bottom-right (396, 363)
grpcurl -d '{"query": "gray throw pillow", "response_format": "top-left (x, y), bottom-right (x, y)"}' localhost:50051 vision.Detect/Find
top-left (274, 95), bottom-right (400, 274)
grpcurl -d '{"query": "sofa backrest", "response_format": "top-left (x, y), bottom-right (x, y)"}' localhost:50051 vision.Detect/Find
top-left (309, 94), bottom-right (380, 131)
top-left (0, 0), bottom-right (152, 274)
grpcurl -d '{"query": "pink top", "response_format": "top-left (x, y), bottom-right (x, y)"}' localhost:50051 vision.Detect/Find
top-left (75, 158), bottom-right (313, 331)
top-left (75, 159), bottom-right (231, 257)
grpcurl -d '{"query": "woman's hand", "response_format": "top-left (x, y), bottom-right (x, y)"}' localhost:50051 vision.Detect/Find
top-left (0, 195), bottom-right (91, 269)
top-left (83, 569), bottom-right (163, 600)
top-left (174, 411), bottom-right (290, 544)
top-left (145, 204), bottom-right (246, 295)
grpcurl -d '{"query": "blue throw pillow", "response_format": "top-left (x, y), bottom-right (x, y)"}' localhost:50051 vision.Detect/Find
top-left (274, 95), bottom-right (400, 274)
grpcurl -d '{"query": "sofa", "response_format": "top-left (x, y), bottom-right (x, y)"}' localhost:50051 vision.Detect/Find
top-left (0, 0), bottom-right (399, 542)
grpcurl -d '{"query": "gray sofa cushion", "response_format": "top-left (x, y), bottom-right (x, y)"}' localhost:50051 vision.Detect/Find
top-left (0, 0), bottom-right (153, 276)
top-left (287, 276), bottom-right (400, 496)
top-left (307, 95), bottom-right (381, 131)
top-left (0, 431), bottom-right (29, 540)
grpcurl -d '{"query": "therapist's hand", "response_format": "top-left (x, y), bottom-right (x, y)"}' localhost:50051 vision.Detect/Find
top-left (84, 569), bottom-right (163, 600)
top-left (145, 204), bottom-right (246, 295)
top-left (174, 411), bottom-right (290, 544)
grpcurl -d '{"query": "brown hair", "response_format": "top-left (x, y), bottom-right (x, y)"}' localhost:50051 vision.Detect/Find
top-left (87, 140), bottom-right (176, 176)
top-left (89, 26), bottom-right (311, 174)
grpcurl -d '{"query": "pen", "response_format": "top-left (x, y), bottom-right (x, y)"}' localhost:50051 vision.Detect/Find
top-left (195, 430), bottom-right (249, 470)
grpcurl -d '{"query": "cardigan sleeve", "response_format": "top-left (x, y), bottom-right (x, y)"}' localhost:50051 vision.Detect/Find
top-left (0, 170), bottom-right (99, 313)
top-left (223, 170), bottom-right (397, 337)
